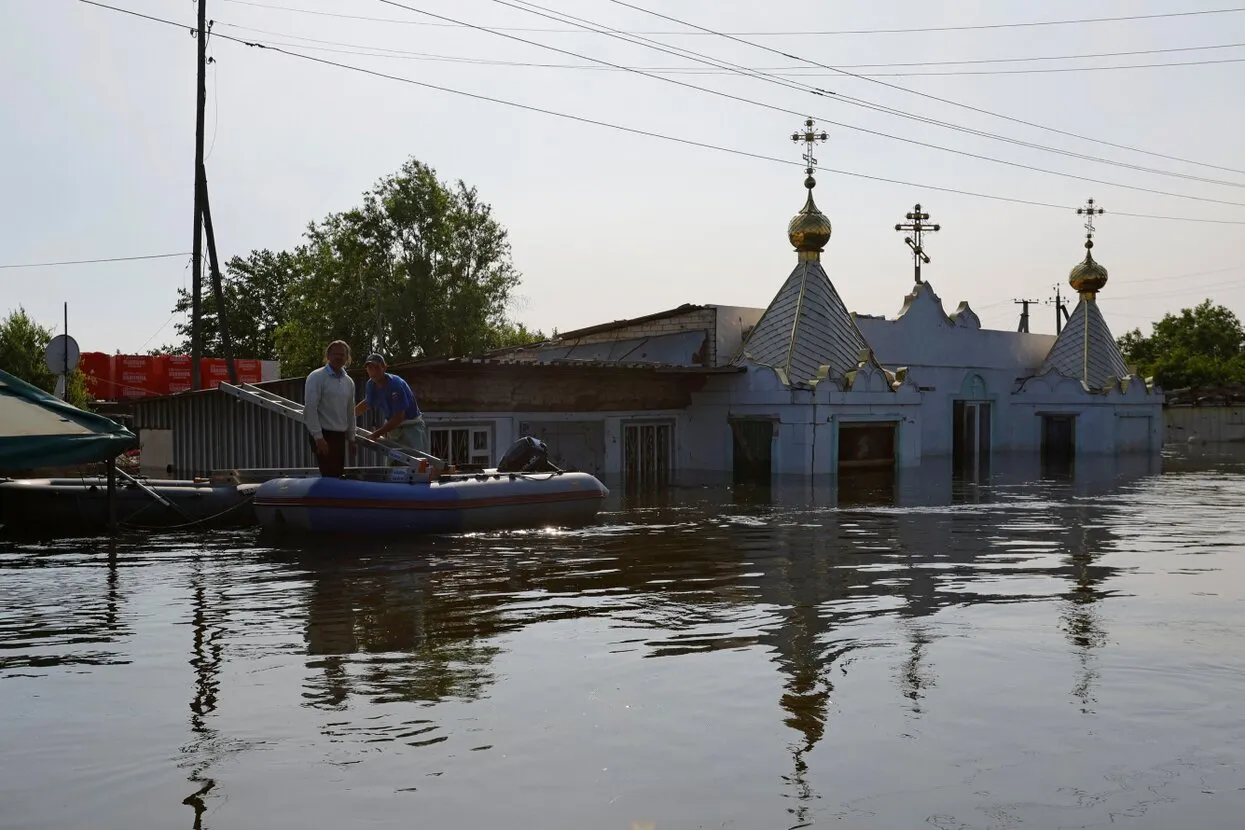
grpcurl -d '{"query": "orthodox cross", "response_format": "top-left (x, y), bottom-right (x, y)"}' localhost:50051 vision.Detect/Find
top-left (1077, 197), bottom-right (1104, 243)
top-left (791, 117), bottom-right (828, 176)
top-left (895, 203), bottom-right (941, 284)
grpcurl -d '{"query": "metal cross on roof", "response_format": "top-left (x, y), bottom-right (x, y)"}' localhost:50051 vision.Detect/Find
top-left (894, 203), bottom-right (941, 284)
top-left (791, 117), bottom-right (828, 175)
top-left (1077, 197), bottom-right (1105, 241)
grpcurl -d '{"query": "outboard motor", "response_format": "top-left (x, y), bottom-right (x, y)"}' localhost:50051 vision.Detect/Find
top-left (496, 435), bottom-right (559, 473)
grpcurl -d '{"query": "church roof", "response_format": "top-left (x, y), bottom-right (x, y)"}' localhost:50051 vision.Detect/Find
top-left (1039, 298), bottom-right (1130, 390)
top-left (737, 258), bottom-right (872, 387)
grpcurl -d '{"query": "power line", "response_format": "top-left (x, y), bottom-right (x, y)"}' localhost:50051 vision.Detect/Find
top-left (73, 2), bottom-right (1245, 225)
top-left (0, 252), bottom-right (193, 269)
top-left (222, 28), bottom-right (1245, 75)
top-left (367, 0), bottom-right (1245, 204)
top-left (602, 0), bottom-right (1245, 177)
top-left (219, 0), bottom-right (1245, 37)
top-left (487, 0), bottom-right (1245, 192)
top-left (217, 22), bottom-right (1245, 71)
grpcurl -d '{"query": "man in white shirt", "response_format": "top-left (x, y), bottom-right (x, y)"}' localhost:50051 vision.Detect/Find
top-left (304, 340), bottom-right (356, 477)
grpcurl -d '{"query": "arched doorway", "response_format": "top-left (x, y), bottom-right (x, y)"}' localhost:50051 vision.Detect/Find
top-left (953, 374), bottom-right (992, 479)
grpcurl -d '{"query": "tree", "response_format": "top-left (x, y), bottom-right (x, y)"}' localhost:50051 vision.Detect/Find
top-left (1117, 299), bottom-right (1245, 389)
top-left (163, 157), bottom-right (532, 377)
top-left (483, 320), bottom-right (550, 351)
top-left (0, 307), bottom-right (91, 408)
top-left (275, 158), bottom-right (525, 374)
top-left (159, 249), bottom-right (302, 360)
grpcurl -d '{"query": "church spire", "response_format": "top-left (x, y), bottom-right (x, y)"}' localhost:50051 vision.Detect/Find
top-left (1039, 197), bottom-right (1130, 390)
top-left (1069, 197), bottom-right (1108, 299)
top-left (787, 118), bottom-right (832, 261)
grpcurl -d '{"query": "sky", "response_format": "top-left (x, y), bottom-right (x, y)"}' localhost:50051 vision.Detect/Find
top-left (2, 0), bottom-right (1243, 360)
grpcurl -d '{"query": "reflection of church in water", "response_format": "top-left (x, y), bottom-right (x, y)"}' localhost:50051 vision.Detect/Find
top-left (745, 458), bottom-right (1137, 816)
top-left (219, 454), bottom-right (1145, 824)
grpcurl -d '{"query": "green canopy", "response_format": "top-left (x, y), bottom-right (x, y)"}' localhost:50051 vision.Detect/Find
top-left (0, 368), bottom-right (137, 472)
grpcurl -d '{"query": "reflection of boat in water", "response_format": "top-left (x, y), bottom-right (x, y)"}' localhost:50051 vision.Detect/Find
top-left (255, 436), bottom-right (610, 536)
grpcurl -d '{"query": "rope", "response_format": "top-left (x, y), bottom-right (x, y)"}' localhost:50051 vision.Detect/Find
top-left (117, 491), bottom-right (257, 531)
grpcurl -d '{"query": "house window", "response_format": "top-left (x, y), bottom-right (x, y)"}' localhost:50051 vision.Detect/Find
top-left (623, 421), bottom-right (673, 488)
top-left (429, 426), bottom-right (492, 468)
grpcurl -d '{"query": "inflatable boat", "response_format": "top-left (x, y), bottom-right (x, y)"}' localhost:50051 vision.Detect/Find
top-left (0, 476), bottom-right (258, 532)
top-left (253, 469), bottom-right (608, 535)
top-left (253, 436), bottom-right (610, 535)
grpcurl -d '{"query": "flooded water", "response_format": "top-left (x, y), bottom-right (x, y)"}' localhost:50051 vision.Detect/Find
top-left (3, 449), bottom-right (1245, 829)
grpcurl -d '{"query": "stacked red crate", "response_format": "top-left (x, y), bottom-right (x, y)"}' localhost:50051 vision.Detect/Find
top-left (115, 355), bottom-right (168, 399)
top-left (234, 358), bottom-right (263, 384)
top-left (78, 352), bottom-right (115, 400)
top-left (201, 357), bottom-right (229, 390)
top-left (163, 354), bottom-right (194, 395)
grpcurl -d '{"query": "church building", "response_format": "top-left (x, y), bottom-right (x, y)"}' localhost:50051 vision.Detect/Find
top-left (128, 121), bottom-right (1165, 486)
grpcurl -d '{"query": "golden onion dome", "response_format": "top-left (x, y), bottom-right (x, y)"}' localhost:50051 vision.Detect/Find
top-left (1069, 239), bottom-right (1108, 294)
top-left (788, 175), bottom-right (832, 253)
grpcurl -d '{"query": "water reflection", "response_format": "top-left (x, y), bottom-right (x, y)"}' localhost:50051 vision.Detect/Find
top-left (0, 537), bottom-right (133, 674)
top-left (181, 560), bottom-right (223, 829)
top-left (7, 449), bottom-right (1239, 830)
top-left (300, 556), bottom-right (502, 713)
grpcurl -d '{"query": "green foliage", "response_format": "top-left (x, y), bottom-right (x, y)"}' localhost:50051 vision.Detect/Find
top-left (0, 306), bottom-right (91, 408)
top-left (165, 158), bottom-right (532, 377)
top-left (164, 249), bottom-right (298, 361)
top-left (483, 320), bottom-right (548, 351)
top-left (1117, 299), bottom-right (1245, 389)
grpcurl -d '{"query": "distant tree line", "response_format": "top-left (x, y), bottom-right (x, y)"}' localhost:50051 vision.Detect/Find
top-left (158, 157), bottom-right (548, 376)
top-left (1117, 299), bottom-right (1245, 390)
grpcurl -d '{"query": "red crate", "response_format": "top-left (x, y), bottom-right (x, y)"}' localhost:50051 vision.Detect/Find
top-left (78, 352), bottom-right (114, 400)
top-left (163, 354), bottom-right (194, 381)
top-left (114, 354), bottom-right (167, 397)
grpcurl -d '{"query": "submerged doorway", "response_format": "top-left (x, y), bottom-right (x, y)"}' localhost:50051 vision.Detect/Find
top-left (953, 400), bottom-right (992, 479)
top-left (838, 421), bottom-right (897, 501)
top-left (731, 419), bottom-right (773, 484)
top-left (837, 422), bottom-right (897, 473)
top-left (1041, 414), bottom-right (1076, 477)
top-left (623, 421), bottom-right (673, 491)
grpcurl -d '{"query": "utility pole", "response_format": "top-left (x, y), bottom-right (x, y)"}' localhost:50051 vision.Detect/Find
top-left (190, 0), bottom-right (207, 389)
top-left (894, 203), bottom-right (941, 284)
top-left (1046, 285), bottom-right (1070, 334)
top-left (1013, 298), bottom-right (1040, 333)
top-left (200, 164), bottom-right (237, 384)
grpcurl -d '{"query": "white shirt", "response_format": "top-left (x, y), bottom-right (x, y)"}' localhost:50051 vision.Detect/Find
top-left (304, 364), bottom-right (356, 439)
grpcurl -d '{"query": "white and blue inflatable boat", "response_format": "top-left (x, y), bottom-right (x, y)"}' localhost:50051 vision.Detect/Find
top-left (253, 436), bottom-right (609, 535)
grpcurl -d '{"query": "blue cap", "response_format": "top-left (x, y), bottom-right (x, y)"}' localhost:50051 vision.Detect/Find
top-left (364, 353), bottom-right (386, 366)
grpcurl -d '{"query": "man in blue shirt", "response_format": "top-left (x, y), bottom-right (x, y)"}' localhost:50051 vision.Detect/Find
top-left (354, 354), bottom-right (429, 464)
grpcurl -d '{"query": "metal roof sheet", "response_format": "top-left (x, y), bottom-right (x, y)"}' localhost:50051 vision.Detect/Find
top-left (737, 259), bottom-right (871, 386)
top-left (1039, 299), bottom-right (1130, 389)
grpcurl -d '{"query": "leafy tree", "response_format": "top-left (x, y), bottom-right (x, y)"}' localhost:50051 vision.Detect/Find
top-left (1117, 299), bottom-right (1245, 389)
top-left (0, 306), bottom-right (91, 407)
top-left (158, 249), bottom-right (301, 360)
top-left (163, 158), bottom-right (531, 377)
top-left (483, 320), bottom-right (550, 351)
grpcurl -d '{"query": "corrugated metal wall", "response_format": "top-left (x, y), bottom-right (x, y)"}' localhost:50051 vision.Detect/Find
top-left (130, 377), bottom-right (388, 478)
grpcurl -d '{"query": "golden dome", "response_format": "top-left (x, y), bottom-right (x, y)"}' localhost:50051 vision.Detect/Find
top-left (788, 175), bottom-right (832, 253)
top-left (1069, 239), bottom-right (1108, 294)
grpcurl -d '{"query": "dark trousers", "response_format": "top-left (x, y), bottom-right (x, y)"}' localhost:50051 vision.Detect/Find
top-left (310, 429), bottom-right (347, 477)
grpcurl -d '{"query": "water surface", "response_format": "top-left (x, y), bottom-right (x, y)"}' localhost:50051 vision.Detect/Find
top-left (3, 450), bottom-right (1245, 829)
